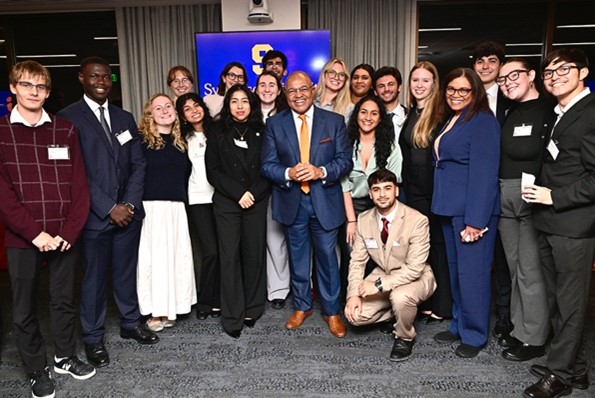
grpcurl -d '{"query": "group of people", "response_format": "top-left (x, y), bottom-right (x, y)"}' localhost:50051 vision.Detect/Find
top-left (0, 41), bottom-right (593, 398)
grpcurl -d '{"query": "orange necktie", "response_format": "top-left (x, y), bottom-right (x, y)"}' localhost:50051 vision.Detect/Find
top-left (298, 114), bottom-right (310, 193)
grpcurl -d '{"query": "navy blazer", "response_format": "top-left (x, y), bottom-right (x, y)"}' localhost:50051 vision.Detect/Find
top-left (58, 98), bottom-right (146, 231)
top-left (431, 109), bottom-right (500, 229)
top-left (261, 106), bottom-right (353, 230)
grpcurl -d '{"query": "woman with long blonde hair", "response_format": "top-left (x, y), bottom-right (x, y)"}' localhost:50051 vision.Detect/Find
top-left (314, 58), bottom-right (353, 119)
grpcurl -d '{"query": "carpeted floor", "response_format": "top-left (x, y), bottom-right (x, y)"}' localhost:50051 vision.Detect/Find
top-left (0, 267), bottom-right (593, 398)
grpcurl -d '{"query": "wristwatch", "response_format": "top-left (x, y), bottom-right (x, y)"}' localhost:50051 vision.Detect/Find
top-left (123, 202), bottom-right (135, 211)
top-left (374, 277), bottom-right (383, 293)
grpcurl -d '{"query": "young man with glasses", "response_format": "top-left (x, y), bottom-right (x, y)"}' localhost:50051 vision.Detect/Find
top-left (262, 50), bottom-right (288, 80)
top-left (521, 48), bottom-right (594, 398)
top-left (1, 60), bottom-right (94, 398)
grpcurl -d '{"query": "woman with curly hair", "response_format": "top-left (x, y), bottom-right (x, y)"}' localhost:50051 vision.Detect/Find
top-left (314, 58), bottom-right (354, 120)
top-left (136, 93), bottom-right (196, 332)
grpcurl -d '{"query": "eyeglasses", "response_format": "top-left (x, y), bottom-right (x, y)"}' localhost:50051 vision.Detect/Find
top-left (496, 69), bottom-right (529, 86)
top-left (171, 77), bottom-right (191, 86)
top-left (226, 72), bottom-right (245, 82)
top-left (445, 86), bottom-right (472, 97)
top-left (325, 69), bottom-right (348, 81)
top-left (17, 81), bottom-right (49, 93)
top-left (285, 85), bottom-right (313, 96)
top-left (542, 64), bottom-right (579, 80)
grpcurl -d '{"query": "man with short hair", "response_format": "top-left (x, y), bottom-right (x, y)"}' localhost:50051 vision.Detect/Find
top-left (58, 56), bottom-right (158, 370)
top-left (373, 66), bottom-right (407, 145)
top-left (261, 71), bottom-right (353, 338)
top-left (345, 169), bottom-right (436, 362)
top-left (521, 47), bottom-right (594, 398)
top-left (262, 49), bottom-right (288, 79)
top-left (0, 60), bottom-right (94, 398)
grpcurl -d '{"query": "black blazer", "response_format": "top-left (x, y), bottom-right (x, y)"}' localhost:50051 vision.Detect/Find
top-left (496, 89), bottom-right (513, 126)
top-left (532, 93), bottom-right (595, 238)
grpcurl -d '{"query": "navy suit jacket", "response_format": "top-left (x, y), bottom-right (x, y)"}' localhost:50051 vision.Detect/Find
top-left (431, 109), bottom-right (500, 229)
top-left (58, 98), bottom-right (146, 231)
top-left (261, 106), bottom-right (353, 231)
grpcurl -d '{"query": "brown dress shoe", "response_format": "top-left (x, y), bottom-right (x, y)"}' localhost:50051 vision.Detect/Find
top-left (285, 310), bottom-right (312, 330)
top-left (323, 315), bottom-right (346, 338)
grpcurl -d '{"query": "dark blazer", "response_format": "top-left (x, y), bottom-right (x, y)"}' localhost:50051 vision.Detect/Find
top-left (533, 93), bottom-right (595, 238)
top-left (261, 106), bottom-right (353, 231)
top-left (496, 89), bottom-right (513, 126)
top-left (432, 109), bottom-right (500, 228)
top-left (205, 121), bottom-right (270, 206)
top-left (58, 98), bottom-right (146, 231)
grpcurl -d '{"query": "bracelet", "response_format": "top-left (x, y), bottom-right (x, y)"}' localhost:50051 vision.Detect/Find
top-left (347, 220), bottom-right (357, 223)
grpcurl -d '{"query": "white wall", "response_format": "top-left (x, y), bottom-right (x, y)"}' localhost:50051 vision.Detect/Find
top-left (221, 0), bottom-right (301, 31)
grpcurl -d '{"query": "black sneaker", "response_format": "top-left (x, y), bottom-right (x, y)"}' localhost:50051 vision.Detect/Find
top-left (30, 366), bottom-right (55, 398)
top-left (54, 355), bottom-right (96, 380)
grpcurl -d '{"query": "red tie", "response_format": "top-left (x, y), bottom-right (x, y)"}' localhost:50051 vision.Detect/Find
top-left (381, 217), bottom-right (389, 244)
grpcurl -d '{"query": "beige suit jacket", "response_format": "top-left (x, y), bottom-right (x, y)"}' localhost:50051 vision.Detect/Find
top-left (347, 202), bottom-right (432, 299)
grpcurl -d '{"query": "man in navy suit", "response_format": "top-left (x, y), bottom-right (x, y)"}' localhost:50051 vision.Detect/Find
top-left (58, 57), bottom-right (158, 369)
top-left (261, 71), bottom-right (353, 338)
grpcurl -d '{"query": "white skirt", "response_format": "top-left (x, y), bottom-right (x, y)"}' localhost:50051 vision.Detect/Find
top-left (137, 201), bottom-right (197, 319)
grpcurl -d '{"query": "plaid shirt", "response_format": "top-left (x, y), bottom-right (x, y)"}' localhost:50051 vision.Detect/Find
top-left (0, 109), bottom-right (90, 248)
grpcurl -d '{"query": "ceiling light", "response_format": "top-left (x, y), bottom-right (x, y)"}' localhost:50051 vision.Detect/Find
top-left (505, 54), bottom-right (542, 57)
top-left (418, 45), bottom-right (428, 49)
top-left (419, 28), bottom-right (462, 32)
top-left (94, 36), bottom-right (118, 40)
top-left (556, 24), bottom-right (595, 29)
top-left (16, 54), bottom-right (76, 59)
top-left (553, 42), bottom-right (595, 46)
top-left (505, 43), bottom-right (543, 47)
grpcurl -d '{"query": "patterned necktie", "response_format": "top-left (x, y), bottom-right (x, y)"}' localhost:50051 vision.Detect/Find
top-left (298, 114), bottom-right (310, 193)
top-left (381, 217), bottom-right (390, 244)
top-left (99, 106), bottom-right (112, 146)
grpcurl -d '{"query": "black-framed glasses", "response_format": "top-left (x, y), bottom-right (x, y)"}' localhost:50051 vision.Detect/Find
top-left (325, 69), bottom-right (348, 81)
top-left (226, 72), bottom-right (245, 82)
top-left (17, 81), bottom-right (49, 93)
top-left (445, 86), bottom-right (472, 97)
top-left (285, 85), bottom-right (313, 96)
top-left (542, 65), bottom-right (579, 80)
top-left (496, 69), bottom-right (529, 86)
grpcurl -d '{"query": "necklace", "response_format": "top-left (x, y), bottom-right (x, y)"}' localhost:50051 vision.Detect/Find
top-left (415, 107), bottom-right (423, 117)
top-left (234, 127), bottom-right (249, 141)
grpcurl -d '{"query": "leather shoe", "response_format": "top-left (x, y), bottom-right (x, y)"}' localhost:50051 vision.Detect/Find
top-left (530, 365), bottom-right (589, 390)
top-left (210, 309), bottom-right (221, 318)
top-left (455, 343), bottom-right (481, 358)
top-left (271, 299), bottom-right (286, 310)
top-left (523, 372), bottom-right (572, 398)
top-left (323, 315), bottom-right (346, 338)
top-left (378, 321), bottom-right (394, 336)
top-left (244, 318), bottom-right (256, 328)
top-left (120, 325), bottom-right (159, 344)
top-left (498, 333), bottom-right (520, 348)
top-left (196, 310), bottom-right (210, 320)
top-left (503, 344), bottom-right (545, 362)
top-left (493, 314), bottom-right (513, 338)
top-left (390, 338), bottom-right (414, 362)
top-left (434, 330), bottom-right (460, 344)
top-left (285, 310), bottom-right (312, 330)
top-left (85, 342), bottom-right (109, 368)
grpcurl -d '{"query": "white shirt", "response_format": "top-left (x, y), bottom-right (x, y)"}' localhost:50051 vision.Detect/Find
top-left (10, 105), bottom-right (51, 127)
top-left (485, 83), bottom-right (499, 116)
top-left (83, 94), bottom-right (111, 130)
top-left (377, 205), bottom-right (398, 233)
top-left (187, 131), bottom-right (215, 205)
top-left (386, 103), bottom-right (406, 142)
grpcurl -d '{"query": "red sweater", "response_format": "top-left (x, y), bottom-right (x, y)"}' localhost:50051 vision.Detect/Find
top-left (0, 114), bottom-right (90, 249)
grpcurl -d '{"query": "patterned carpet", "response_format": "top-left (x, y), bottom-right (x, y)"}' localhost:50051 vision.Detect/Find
top-left (0, 268), bottom-right (593, 398)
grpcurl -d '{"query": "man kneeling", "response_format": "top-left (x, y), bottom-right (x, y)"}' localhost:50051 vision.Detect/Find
top-left (345, 169), bottom-right (436, 361)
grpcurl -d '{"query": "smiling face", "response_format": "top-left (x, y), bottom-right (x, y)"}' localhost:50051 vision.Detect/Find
top-left (181, 98), bottom-right (205, 129)
top-left (324, 62), bottom-right (347, 92)
top-left (229, 90), bottom-right (251, 122)
top-left (79, 63), bottom-right (112, 105)
top-left (542, 59), bottom-right (588, 107)
top-left (285, 72), bottom-right (315, 115)
top-left (498, 62), bottom-right (534, 102)
top-left (223, 66), bottom-right (245, 91)
top-left (9, 72), bottom-right (50, 116)
top-left (374, 75), bottom-right (400, 107)
top-left (169, 71), bottom-right (193, 97)
top-left (357, 99), bottom-right (381, 135)
top-left (350, 68), bottom-right (372, 98)
top-left (409, 67), bottom-right (435, 107)
top-left (369, 181), bottom-right (398, 213)
top-left (473, 55), bottom-right (501, 87)
top-left (150, 95), bottom-right (176, 132)
top-left (445, 76), bottom-right (473, 114)
top-left (255, 74), bottom-right (280, 106)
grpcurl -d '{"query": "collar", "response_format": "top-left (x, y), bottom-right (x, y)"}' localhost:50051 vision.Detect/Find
top-left (485, 83), bottom-right (499, 97)
top-left (555, 88), bottom-right (591, 116)
top-left (291, 105), bottom-right (315, 122)
top-left (377, 203), bottom-right (398, 225)
top-left (10, 105), bottom-right (52, 127)
top-left (83, 94), bottom-right (109, 113)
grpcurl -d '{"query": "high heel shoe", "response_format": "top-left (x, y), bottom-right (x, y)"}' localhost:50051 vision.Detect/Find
top-left (244, 318), bottom-right (256, 328)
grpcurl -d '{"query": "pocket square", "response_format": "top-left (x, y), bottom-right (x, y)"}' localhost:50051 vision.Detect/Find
top-left (319, 137), bottom-right (332, 144)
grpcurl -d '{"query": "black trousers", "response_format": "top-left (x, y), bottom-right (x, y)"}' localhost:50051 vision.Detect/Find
top-left (493, 232), bottom-right (512, 318)
top-left (188, 203), bottom-right (221, 312)
top-left (7, 245), bottom-right (79, 374)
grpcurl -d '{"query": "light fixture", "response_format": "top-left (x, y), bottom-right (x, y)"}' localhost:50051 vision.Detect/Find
top-left (93, 37), bottom-right (118, 40)
top-left (505, 43), bottom-right (543, 47)
top-left (419, 28), bottom-right (462, 32)
top-left (418, 45), bottom-right (428, 49)
top-left (553, 42), bottom-right (595, 46)
top-left (16, 54), bottom-right (76, 59)
top-left (556, 24), bottom-right (595, 29)
top-left (505, 54), bottom-right (542, 58)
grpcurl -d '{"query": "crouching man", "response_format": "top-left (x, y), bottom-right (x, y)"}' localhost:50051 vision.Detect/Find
top-left (345, 169), bottom-right (436, 361)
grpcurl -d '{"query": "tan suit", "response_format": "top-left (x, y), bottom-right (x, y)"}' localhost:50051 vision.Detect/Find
top-left (347, 203), bottom-right (436, 339)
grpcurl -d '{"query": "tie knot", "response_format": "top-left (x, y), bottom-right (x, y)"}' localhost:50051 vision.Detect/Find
top-left (299, 114), bottom-right (307, 122)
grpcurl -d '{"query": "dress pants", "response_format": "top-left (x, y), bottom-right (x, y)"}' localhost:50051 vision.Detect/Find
top-left (80, 221), bottom-right (142, 344)
top-left (214, 197), bottom-right (267, 333)
top-left (286, 193), bottom-right (341, 316)
top-left (349, 266), bottom-right (436, 339)
top-left (7, 246), bottom-right (79, 373)
top-left (265, 197), bottom-right (290, 301)
top-left (538, 232), bottom-right (595, 382)
top-left (441, 215), bottom-right (498, 348)
top-left (188, 203), bottom-right (221, 312)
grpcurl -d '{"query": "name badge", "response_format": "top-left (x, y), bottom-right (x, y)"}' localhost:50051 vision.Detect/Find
top-left (392, 241), bottom-right (400, 247)
top-left (234, 139), bottom-right (248, 149)
top-left (48, 145), bottom-right (70, 160)
top-left (513, 124), bottom-right (532, 137)
top-left (547, 139), bottom-right (559, 160)
top-left (365, 239), bottom-right (378, 249)
top-left (116, 130), bottom-right (133, 145)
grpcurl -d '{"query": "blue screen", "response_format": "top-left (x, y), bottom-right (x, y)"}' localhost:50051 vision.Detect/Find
top-left (195, 30), bottom-right (331, 97)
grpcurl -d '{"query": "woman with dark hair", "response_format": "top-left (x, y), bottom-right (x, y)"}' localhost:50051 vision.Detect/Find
top-left (399, 61), bottom-right (451, 323)
top-left (350, 64), bottom-right (375, 105)
top-left (432, 68), bottom-right (500, 358)
top-left (176, 92), bottom-right (222, 321)
top-left (137, 93), bottom-right (196, 332)
top-left (205, 84), bottom-right (270, 338)
top-left (204, 62), bottom-right (247, 117)
top-left (167, 65), bottom-right (194, 103)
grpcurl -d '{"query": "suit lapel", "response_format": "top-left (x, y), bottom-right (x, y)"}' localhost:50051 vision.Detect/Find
top-left (107, 106), bottom-right (120, 162)
top-left (551, 94), bottom-right (593, 141)
top-left (224, 129), bottom-right (249, 169)
top-left (282, 111), bottom-right (300, 164)
top-left (383, 205), bottom-right (405, 265)
top-left (368, 209), bottom-right (385, 258)
top-left (310, 107), bottom-right (325, 162)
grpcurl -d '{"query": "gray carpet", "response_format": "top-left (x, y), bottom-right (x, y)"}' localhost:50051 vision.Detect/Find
top-left (0, 268), bottom-right (593, 398)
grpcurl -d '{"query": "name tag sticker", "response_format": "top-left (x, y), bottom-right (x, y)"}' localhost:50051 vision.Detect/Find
top-left (513, 124), bottom-right (532, 137)
top-left (48, 145), bottom-right (70, 160)
top-left (234, 139), bottom-right (248, 149)
top-left (365, 239), bottom-right (378, 249)
top-left (547, 140), bottom-right (559, 161)
top-left (392, 241), bottom-right (400, 247)
top-left (116, 130), bottom-right (133, 145)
